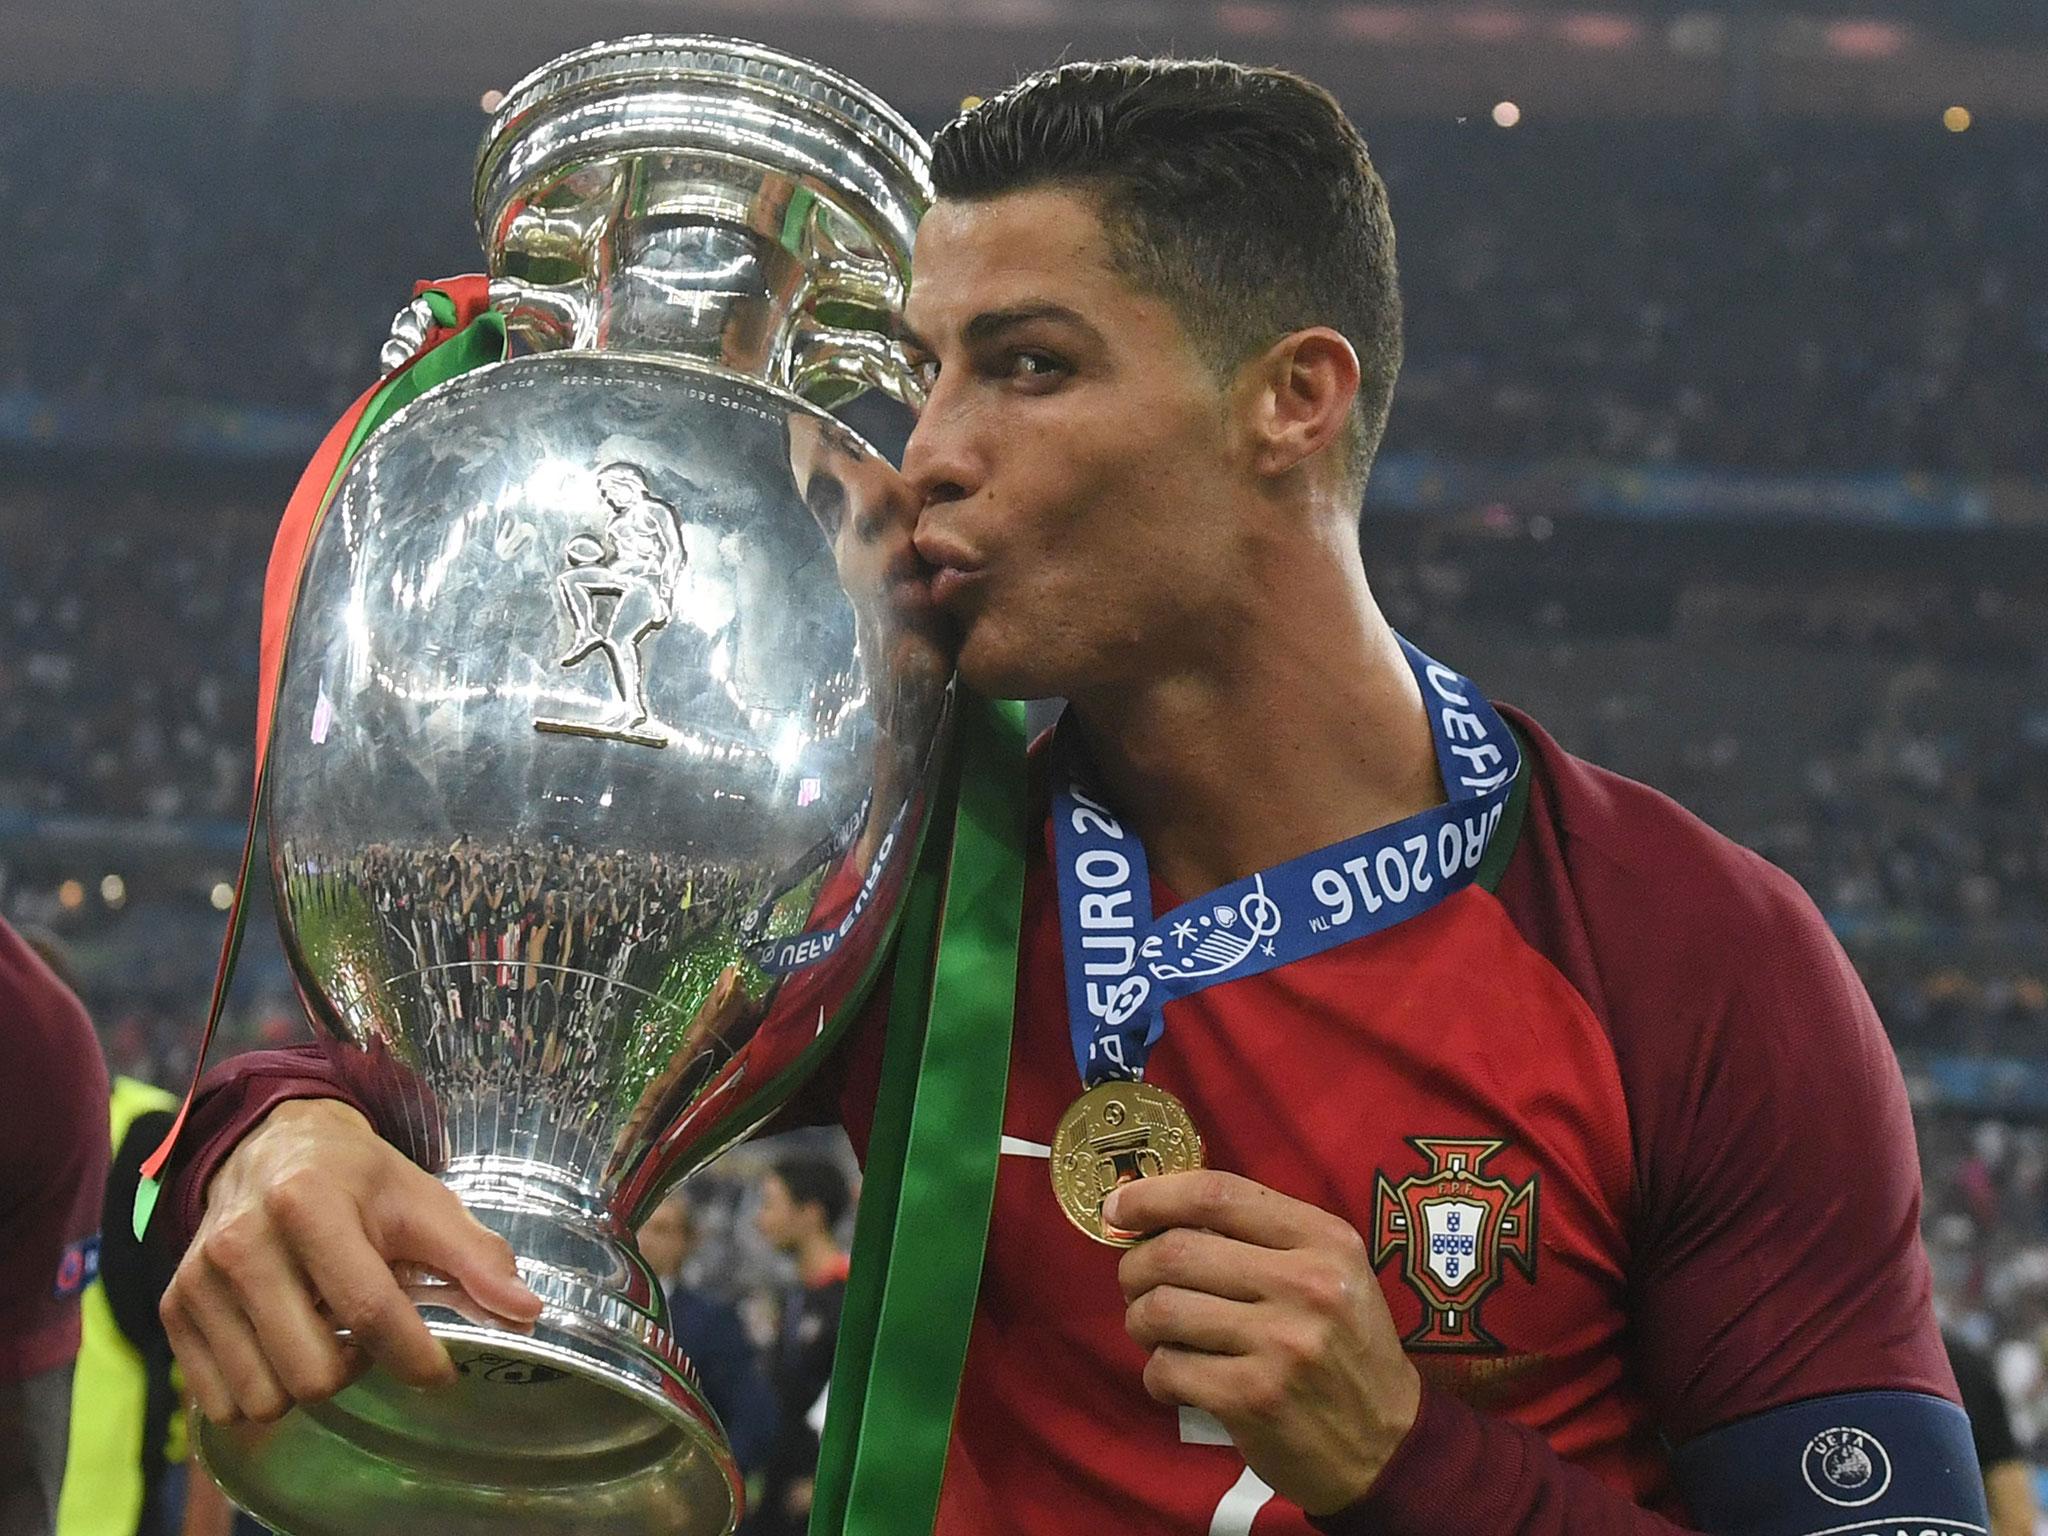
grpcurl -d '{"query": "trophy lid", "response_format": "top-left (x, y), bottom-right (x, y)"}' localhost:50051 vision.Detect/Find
top-left (475, 35), bottom-right (932, 282)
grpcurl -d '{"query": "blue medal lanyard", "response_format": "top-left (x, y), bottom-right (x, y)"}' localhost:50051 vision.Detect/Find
top-left (1052, 638), bottom-right (1520, 1089)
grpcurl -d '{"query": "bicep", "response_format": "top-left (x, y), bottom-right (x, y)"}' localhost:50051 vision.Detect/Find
top-left (1629, 889), bottom-right (1953, 1440)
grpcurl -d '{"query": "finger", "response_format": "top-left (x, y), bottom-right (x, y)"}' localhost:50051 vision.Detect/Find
top-left (1106, 1170), bottom-right (1328, 1250)
top-left (279, 1199), bottom-right (458, 1389)
top-left (1118, 1225), bottom-right (1275, 1305)
top-left (180, 1263), bottom-right (293, 1423)
top-left (370, 1176), bottom-right (543, 1323)
top-left (1124, 1283), bottom-right (1261, 1356)
top-left (161, 1285), bottom-right (239, 1425)
top-left (1138, 1343), bottom-right (1256, 1416)
top-left (212, 1224), bottom-right (361, 1403)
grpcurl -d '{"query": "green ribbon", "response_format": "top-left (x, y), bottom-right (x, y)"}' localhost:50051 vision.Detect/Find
top-left (810, 693), bottom-right (1028, 1536)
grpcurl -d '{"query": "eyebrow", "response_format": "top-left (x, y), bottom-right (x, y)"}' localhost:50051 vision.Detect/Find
top-left (899, 301), bottom-right (1103, 355)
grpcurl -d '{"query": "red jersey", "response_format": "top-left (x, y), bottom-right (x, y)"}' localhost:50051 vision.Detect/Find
top-left (826, 707), bottom-right (1952, 1534)
top-left (0, 918), bottom-right (111, 1384)
top-left (163, 709), bottom-right (1952, 1533)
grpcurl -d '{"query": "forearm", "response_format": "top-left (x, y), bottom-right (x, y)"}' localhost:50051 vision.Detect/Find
top-left (1310, 1388), bottom-right (1698, 1536)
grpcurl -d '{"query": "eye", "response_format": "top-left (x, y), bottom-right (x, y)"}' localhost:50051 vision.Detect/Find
top-left (1005, 350), bottom-right (1069, 388)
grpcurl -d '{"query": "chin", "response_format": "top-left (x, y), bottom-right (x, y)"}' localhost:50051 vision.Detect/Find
top-left (955, 627), bottom-right (1064, 704)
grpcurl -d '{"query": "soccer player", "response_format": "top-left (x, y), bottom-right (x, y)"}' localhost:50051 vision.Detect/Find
top-left (155, 58), bottom-right (1988, 1534)
top-left (2, 920), bottom-right (111, 1536)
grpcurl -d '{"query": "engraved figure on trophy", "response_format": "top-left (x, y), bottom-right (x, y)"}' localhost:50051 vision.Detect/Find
top-left (540, 461), bottom-right (687, 746)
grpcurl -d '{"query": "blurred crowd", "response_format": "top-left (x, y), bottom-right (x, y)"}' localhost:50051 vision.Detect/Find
top-left (1927, 1116), bottom-right (2048, 1465)
top-left (5, 105), bottom-right (2047, 476)
top-left (0, 483), bottom-right (262, 821)
top-left (1377, 119), bottom-right (2048, 474)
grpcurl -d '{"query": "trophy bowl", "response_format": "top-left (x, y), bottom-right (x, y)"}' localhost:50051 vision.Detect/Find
top-left (195, 37), bottom-right (946, 1536)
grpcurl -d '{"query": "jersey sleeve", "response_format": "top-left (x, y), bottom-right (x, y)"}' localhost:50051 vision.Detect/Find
top-left (1494, 724), bottom-right (1955, 1435)
top-left (1609, 847), bottom-right (1954, 1437)
top-left (155, 1046), bottom-right (368, 1256)
top-left (1312, 1387), bottom-right (1698, 1534)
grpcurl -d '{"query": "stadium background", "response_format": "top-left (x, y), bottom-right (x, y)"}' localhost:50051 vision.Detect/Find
top-left (2, 0), bottom-right (2044, 1516)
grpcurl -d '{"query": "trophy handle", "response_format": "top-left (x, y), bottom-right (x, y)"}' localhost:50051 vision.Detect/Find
top-left (787, 316), bottom-right (927, 411)
top-left (785, 202), bottom-right (927, 410)
top-left (489, 273), bottom-right (594, 351)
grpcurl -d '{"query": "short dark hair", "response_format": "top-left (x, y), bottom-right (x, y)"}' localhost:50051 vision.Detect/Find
top-left (932, 58), bottom-right (1402, 488)
top-left (773, 1153), bottom-right (852, 1229)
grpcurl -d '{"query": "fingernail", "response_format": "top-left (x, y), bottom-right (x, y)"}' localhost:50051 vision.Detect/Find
top-left (1102, 1189), bottom-right (1123, 1224)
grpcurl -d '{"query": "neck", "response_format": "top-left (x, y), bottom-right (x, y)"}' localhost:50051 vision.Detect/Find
top-left (1067, 540), bottom-right (1441, 898)
top-left (795, 1229), bottom-right (844, 1286)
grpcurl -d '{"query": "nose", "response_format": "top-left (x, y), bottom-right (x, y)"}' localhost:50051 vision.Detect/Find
top-left (900, 377), bottom-right (978, 509)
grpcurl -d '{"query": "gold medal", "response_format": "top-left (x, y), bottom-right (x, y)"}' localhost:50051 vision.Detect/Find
top-left (1049, 1080), bottom-right (1204, 1247)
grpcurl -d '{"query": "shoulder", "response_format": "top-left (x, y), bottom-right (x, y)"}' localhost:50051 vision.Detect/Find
top-left (0, 921), bottom-right (108, 1382)
top-left (0, 921), bottom-right (108, 1168)
top-left (1494, 715), bottom-right (1948, 1432)
top-left (1495, 706), bottom-right (1865, 1059)
top-left (1493, 707), bottom-right (1909, 1231)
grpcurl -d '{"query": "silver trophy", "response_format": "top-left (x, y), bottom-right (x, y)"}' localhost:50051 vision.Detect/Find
top-left (198, 37), bottom-right (946, 1536)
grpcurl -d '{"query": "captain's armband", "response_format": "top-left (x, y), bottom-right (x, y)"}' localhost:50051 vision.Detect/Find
top-left (1674, 1391), bottom-right (1987, 1536)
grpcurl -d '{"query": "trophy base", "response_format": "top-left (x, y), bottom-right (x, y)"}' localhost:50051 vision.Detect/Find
top-left (195, 1270), bottom-right (741, 1536)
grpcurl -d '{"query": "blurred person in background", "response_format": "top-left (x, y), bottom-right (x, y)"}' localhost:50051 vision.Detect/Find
top-left (1946, 1326), bottom-right (2043, 1535)
top-left (744, 1156), bottom-right (850, 1536)
top-left (24, 937), bottom-right (252, 1536)
top-left (636, 1189), bottom-right (776, 1486)
top-left (51, 1013), bottom-right (186, 1535)
top-left (1, 921), bottom-right (110, 1536)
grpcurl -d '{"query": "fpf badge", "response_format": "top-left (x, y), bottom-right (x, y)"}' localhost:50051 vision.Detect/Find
top-left (1372, 1138), bottom-right (1537, 1350)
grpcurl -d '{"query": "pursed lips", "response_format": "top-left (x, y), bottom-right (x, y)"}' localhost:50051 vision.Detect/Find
top-left (911, 524), bottom-right (988, 608)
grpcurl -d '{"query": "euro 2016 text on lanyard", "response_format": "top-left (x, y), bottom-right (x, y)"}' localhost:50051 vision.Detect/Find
top-left (1049, 638), bottom-right (1521, 1244)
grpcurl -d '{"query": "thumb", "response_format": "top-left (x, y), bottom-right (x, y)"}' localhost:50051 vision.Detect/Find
top-left (374, 1179), bottom-right (544, 1323)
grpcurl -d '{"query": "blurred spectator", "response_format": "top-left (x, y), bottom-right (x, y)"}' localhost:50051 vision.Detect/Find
top-left (1944, 1327), bottom-right (2039, 1535)
top-left (637, 1190), bottom-right (777, 1483)
top-left (56, 1070), bottom-right (183, 1536)
top-left (0, 920), bottom-right (112, 1536)
top-left (744, 1157), bottom-right (852, 1536)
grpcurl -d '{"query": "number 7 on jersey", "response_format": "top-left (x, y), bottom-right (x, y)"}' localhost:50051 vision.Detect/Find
top-left (1180, 1407), bottom-right (1278, 1534)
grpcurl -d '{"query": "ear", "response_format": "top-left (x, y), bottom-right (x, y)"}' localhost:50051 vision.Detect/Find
top-left (1238, 327), bottom-right (1361, 481)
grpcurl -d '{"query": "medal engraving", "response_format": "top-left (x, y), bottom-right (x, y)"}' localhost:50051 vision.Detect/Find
top-left (1050, 1080), bottom-right (1204, 1247)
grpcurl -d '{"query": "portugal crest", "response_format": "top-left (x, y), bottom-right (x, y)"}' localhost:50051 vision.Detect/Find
top-left (1372, 1138), bottom-right (1537, 1350)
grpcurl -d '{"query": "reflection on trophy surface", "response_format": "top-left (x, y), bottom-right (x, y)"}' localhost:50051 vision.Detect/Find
top-left (196, 36), bottom-right (945, 1536)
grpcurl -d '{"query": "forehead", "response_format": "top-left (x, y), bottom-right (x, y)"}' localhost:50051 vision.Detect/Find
top-left (904, 187), bottom-right (1134, 334)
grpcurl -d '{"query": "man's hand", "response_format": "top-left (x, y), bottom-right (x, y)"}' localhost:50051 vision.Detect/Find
top-left (1108, 1170), bottom-right (1421, 1517)
top-left (160, 1099), bottom-right (542, 1426)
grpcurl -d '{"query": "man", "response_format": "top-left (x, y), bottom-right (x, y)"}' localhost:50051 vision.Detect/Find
top-left (636, 1190), bottom-right (776, 1484)
top-left (1, 920), bottom-right (111, 1536)
top-left (745, 1157), bottom-right (851, 1536)
top-left (154, 57), bottom-right (1985, 1534)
